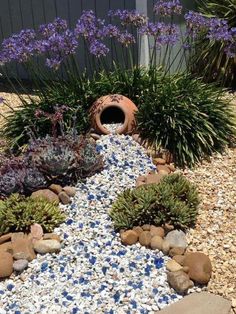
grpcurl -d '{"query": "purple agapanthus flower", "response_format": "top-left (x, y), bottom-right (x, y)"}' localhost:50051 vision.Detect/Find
top-left (154, 0), bottom-right (182, 16)
top-left (89, 40), bottom-right (109, 57)
top-left (224, 27), bottom-right (236, 58)
top-left (75, 10), bottom-right (106, 41)
top-left (184, 11), bottom-right (209, 37)
top-left (139, 22), bottom-right (180, 46)
top-left (108, 9), bottom-right (147, 27)
top-left (207, 18), bottom-right (231, 41)
top-left (0, 29), bottom-right (36, 63)
top-left (39, 17), bottom-right (68, 39)
top-left (117, 31), bottom-right (136, 46)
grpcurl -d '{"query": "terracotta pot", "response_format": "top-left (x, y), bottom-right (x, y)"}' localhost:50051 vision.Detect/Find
top-left (90, 94), bottom-right (138, 135)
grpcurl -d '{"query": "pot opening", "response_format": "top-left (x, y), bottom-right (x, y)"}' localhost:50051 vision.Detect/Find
top-left (100, 106), bottom-right (126, 133)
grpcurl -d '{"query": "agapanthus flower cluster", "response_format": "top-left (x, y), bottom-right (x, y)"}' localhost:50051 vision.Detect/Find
top-left (108, 9), bottom-right (147, 27)
top-left (184, 11), bottom-right (209, 37)
top-left (207, 18), bottom-right (231, 41)
top-left (39, 17), bottom-right (68, 39)
top-left (0, 29), bottom-right (36, 64)
top-left (75, 10), bottom-right (110, 57)
top-left (225, 28), bottom-right (236, 58)
top-left (154, 0), bottom-right (182, 16)
top-left (139, 22), bottom-right (180, 46)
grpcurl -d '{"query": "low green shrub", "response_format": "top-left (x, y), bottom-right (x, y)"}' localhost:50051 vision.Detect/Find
top-left (136, 73), bottom-right (236, 168)
top-left (110, 173), bottom-right (200, 231)
top-left (0, 194), bottom-right (65, 235)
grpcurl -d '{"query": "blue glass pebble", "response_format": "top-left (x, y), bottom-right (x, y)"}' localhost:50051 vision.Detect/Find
top-left (7, 284), bottom-right (14, 291)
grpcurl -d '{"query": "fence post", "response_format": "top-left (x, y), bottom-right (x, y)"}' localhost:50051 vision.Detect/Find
top-left (135, 0), bottom-right (149, 67)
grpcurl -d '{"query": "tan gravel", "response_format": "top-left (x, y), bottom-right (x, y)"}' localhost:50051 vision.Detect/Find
top-left (0, 92), bottom-right (38, 126)
top-left (184, 149), bottom-right (236, 311)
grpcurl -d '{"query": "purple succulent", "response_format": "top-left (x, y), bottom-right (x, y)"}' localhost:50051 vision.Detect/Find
top-left (154, 0), bottom-right (182, 16)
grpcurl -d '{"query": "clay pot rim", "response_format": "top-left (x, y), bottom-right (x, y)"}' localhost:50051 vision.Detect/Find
top-left (95, 102), bottom-right (129, 135)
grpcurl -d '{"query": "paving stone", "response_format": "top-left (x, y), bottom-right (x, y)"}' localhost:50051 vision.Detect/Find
top-left (158, 292), bottom-right (232, 314)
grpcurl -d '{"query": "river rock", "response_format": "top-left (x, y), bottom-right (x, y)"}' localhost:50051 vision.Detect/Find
top-left (142, 224), bottom-right (151, 231)
top-left (49, 184), bottom-right (63, 195)
top-left (169, 247), bottom-right (186, 257)
top-left (31, 189), bottom-right (59, 204)
top-left (139, 231), bottom-right (152, 247)
top-left (12, 237), bottom-right (36, 261)
top-left (157, 165), bottom-right (171, 174)
top-left (167, 270), bottom-right (194, 294)
top-left (166, 260), bottom-right (183, 272)
top-left (43, 233), bottom-right (61, 242)
top-left (150, 236), bottom-right (163, 250)
top-left (30, 224), bottom-right (43, 241)
top-left (132, 226), bottom-right (143, 237)
top-left (33, 239), bottom-right (61, 254)
top-left (13, 259), bottom-right (28, 272)
top-left (0, 252), bottom-right (13, 278)
top-left (153, 158), bottom-right (166, 165)
top-left (58, 191), bottom-right (71, 205)
top-left (0, 233), bottom-right (12, 245)
top-left (120, 230), bottom-right (138, 245)
top-left (62, 186), bottom-right (76, 197)
top-left (150, 226), bottom-right (165, 238)
top-left (162, 240), bottom-right (170, 255)
top-left (183, 252), bottom-right (212, 284)
top-left (165, 230), bottom-right (187, 249)
top-left (173, 255), bottom-right (186, 266)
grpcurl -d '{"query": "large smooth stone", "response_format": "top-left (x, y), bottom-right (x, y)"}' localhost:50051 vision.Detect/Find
top-left (121, 230), bottom-right (138, 245)
top-left (0, 252), bottom-right (13, 278)
top-left (167, 270), bottom-right (194, 294)
top-left (183, 252), bottom-right (212, 284)
top-left (12, 237), bottom-right (36, 261)
top-left (33, 239), bottom-right (61, 254)
top-left (150, 236), bottom-right (163, 250)
top-left (165, 230), bottom-right (187, 249)
top-left (139, 231), bottom-right (152, 247)
top-left (31, 189), bottom-right (59, 204)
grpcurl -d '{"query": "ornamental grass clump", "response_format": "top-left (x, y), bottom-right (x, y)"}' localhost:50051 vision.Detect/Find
top-left (136, 73), bottom-right (236, 168)
top-left (0, 194), bottom-right (65, 236)
top-left (110, 173), bottom-right (200, 231)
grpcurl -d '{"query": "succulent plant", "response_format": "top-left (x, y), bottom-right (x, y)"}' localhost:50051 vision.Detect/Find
top-left (26, 134), bottom-right (103, 184)
top-left (110, 173), bottom-right (199, 230)
top-left (23, 167), bottom-right (47, 193)
top-left (0, 193), bottom-right (65, 235)
top-left (78, 138), bottom-right (104, 177)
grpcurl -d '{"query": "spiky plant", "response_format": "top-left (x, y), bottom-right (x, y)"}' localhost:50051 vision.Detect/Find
top-left (0, 194), bottom-right (65, 235)
top-left (136, 73), bottom-right (236, 168)
top-left (110, 173), bottom-right (199, 230)
top-left (192, 0), bottom-right (236, 87)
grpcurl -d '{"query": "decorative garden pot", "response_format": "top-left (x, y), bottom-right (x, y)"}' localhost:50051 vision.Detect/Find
top-left (90, 94), bottom-right (138, 135)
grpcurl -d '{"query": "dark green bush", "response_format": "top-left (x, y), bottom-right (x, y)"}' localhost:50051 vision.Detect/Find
top-left (110, 173), bottom-right (200, 231)
top-left (136, 73), bottom-right (236, 168)
top-left (1, 67), bottom-right (162, 149)
top-left (0, 194), bottom-right (65, 235)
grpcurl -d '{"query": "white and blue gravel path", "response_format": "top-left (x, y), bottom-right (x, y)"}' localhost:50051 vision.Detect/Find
top-left (0, 134), bottom-right (183, 314)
